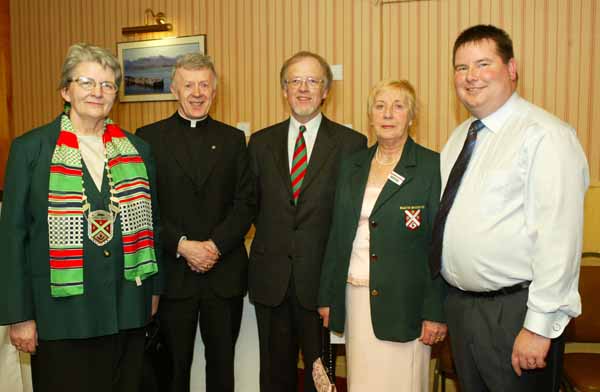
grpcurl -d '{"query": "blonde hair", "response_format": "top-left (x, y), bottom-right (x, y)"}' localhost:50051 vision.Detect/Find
top-left (367, 79), bottom-right (417, 122)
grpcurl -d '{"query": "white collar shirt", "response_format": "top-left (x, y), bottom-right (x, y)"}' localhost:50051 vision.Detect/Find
top-left (288, 113), bottom-right (322, 170)
top-left (440, 93), bottom-right (589, 338)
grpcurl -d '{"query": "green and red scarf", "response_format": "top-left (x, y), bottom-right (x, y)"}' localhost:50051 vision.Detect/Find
top-left (47, 115), bottom-right (158, 297)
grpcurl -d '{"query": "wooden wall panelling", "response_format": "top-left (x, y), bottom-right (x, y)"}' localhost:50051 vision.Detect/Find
top-left (6, 0), bottom-right (600, 183)
top-left (0, 0), bottom-right (11, 188)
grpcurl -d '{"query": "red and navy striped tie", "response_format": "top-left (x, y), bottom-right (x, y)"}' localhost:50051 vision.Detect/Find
top-left (291, 125), bottom-right (308, 205)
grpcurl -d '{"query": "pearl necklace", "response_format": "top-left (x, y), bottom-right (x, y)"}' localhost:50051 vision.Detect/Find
top-left (375, 147), bottom-right (402, 166)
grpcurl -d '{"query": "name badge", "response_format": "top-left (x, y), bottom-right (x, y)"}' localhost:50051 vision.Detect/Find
top-left (388, 171), bottom-right (405, 186)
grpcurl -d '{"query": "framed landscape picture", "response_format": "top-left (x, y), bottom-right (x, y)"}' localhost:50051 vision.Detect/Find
top-left (117, 35), bottom-right (206, 102)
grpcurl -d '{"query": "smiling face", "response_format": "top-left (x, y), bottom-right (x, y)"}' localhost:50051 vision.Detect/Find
top-left (170, 67), bottom-right (216, 119)
top-left (60, 61), bottom-right (117, 125)
top-left (370, 87), bottom-right (412, 144)
top-left (282, 56), bottom-right (329, 123)
top-left (454, 39), bottom-right (517, 119)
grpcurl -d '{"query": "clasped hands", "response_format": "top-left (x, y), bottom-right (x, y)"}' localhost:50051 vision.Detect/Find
top-left (178, 239), bottom-right (220, 273)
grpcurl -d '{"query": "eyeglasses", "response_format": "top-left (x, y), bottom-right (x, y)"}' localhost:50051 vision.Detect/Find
top-left (284, 77), bottom-right (324, 90)
top-left (69, 76), bottom-right (118, 94)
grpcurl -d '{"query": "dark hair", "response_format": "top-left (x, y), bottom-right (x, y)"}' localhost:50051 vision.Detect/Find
top-left (280, 51), bottom-right (333, 90)
top-left (453, 24), bottom-right (514, 66)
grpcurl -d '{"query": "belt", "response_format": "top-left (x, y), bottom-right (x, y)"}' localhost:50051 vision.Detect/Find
top-left (460, 281), bottom-right (531, 298)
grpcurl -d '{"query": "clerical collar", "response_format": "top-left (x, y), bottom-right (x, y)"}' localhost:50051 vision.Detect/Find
top-left (175, 111), bottom-right (209, 128)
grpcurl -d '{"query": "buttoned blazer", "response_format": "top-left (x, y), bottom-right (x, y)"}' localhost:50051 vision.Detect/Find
top-left (248, 115), bottom-right (367, 310)
top-left (318, 138), bottom-right (446, 342)
top-left (137, 114), bottom-right (255, 299)
top-left (0, 116), bottom-right (163, 340)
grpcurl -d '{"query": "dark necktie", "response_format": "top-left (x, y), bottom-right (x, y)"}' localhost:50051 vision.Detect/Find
top-left (291, 125), bottom-right (308, 204)
top-left (429, 119), bottom-right (485, 277)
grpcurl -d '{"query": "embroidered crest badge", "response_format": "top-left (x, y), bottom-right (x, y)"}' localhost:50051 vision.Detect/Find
top-left (88, 209), bottom-right (114, 246)
top-left (404, 209), bottom-right (421, 231)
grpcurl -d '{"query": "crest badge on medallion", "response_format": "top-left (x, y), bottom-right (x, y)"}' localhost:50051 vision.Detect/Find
top-left (404, 209), bottom-right (421, 231)
top-left (88, 209), bottom-right (114, 246)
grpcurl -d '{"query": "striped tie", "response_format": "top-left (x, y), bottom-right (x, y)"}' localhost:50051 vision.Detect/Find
top-left (291, 125), bottom-right (308, 204)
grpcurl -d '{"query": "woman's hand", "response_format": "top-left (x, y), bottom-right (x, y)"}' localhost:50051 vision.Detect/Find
top-left (419, 320), bottom-right (447, 346)
top-left (151, 295), bottom-right (160, 317)
top-left (9, 320), bottom-right (38, 354)
top-left (318, 307), bottom-right (330, 328)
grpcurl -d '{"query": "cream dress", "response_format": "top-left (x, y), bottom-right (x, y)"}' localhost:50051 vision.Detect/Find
top-left (345, 185), bottom-right (431, 392)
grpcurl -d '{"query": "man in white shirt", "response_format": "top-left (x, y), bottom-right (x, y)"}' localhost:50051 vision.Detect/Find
top-left (435, 24), bottom-right (589, 391)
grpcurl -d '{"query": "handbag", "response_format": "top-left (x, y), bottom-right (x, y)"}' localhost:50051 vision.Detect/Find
top-left (141, 317), bottom-right (172, 392)
top-left (312, 326), bottom-right (337, 392)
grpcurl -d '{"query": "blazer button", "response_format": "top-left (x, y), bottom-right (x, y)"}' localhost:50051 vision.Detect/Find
top-left (288, 254), bottom-right (293, 260)
top-left (370, 253), bottom-right (378, 262)
top-left (370, 220), bottom-right (378, 228)
top-left (103, 249), bottom-right (111, 257)
top-left (371, 289), bottom-right (379, 297)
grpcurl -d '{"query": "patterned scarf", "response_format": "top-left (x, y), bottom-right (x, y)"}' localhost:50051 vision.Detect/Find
top-left (48, 114), bottom-right (158, 297)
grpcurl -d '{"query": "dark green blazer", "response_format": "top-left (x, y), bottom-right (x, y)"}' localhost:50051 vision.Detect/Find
top-left (318, 137), bottom-right (445, 342)
top-left (0, 116), bottom-right (163, 340)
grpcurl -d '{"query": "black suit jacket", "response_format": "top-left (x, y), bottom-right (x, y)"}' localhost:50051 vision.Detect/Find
top-left (248, 115), bottom-right (367, 310)
top-left (137, 113), bottom-right (254, 299)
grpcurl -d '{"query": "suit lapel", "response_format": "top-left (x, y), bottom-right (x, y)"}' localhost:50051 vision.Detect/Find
top-left (348, 147), bottom-right (375, 221)
top-left (371, 137), bottom-right (417, 216)
top-left (267, 119), bottom-right (294, 197)
top-left (299, 116), bottom-right (336, 195)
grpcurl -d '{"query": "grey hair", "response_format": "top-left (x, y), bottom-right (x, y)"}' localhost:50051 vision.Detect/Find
top-left (59, 43), bottom-right (122, 90)
top-left (171, 53), bottom-right (218, 88)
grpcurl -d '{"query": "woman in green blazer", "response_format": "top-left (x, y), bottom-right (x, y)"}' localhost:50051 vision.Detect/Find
top-left (318, 80), bottom-right (447, 391)
top-left (0, 43), bottom-right (162, 392)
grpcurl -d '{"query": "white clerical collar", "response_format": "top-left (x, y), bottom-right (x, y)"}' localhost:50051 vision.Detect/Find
top-left (177, 111), bottom-right (208, 128)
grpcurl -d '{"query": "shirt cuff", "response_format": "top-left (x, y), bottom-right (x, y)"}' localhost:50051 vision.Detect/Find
top-left (176, 235), bottom-right (187, 259)
top-left (523, 308), bottom-right (571, 339)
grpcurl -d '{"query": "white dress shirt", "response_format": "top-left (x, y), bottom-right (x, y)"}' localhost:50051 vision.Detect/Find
top-left (288, 113), bottom-right (322, 170)
top-left (440, 93), bottom-right (589, 338)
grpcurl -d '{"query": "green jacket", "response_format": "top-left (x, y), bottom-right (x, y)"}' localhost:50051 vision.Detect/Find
top-left (0, 116), bottom-right (163, 340)
top-left (318, 138), bottom-right (445, 342)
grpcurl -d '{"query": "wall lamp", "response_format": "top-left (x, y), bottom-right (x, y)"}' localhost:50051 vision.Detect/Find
top-left (122, 8), bottom-right (173, 34)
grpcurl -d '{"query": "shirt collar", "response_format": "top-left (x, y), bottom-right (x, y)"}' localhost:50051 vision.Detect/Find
top-left (175, 110), bottom-right (209, 128)
top-left (289, 112), bottom-right (323, 135)
top-left (477, 92), bottom-right (520, 133)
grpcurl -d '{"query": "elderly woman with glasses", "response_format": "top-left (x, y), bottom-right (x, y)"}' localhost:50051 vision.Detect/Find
top-left (318, 80), bottom-right (447, 391)
top-left (0, 43), bottom-right (162, 392)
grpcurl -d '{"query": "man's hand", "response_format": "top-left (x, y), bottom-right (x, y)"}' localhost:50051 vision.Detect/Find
top-left (9, 320), bottom-right (38, 354)
top-left (318, 307), bottom-right (330, 328)
top-left (178, 239), bottom-right (220, 273)
top-left (419, 320), bottom-right (448, 346)
top-left (511, 328), bottom-right (551, 376)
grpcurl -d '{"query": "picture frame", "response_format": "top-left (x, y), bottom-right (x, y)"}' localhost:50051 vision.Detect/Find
top-left (117, 35), bottom-right (206, 102)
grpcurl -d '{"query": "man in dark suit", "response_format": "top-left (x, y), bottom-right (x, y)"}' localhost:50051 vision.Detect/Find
top-left (248, 51), bottom-right (367, 392)
top-left (137, 54), bottom-right (254, 392)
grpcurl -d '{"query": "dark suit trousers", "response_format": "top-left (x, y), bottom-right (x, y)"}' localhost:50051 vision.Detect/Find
top-left (158, 281), bottom-right (243, 392)
top-left (445, 286), bottom-right (565, 392)
top-left (254, 278), bottom-right (321, 392)
top-left (31, 328), bottom-right (145, 392)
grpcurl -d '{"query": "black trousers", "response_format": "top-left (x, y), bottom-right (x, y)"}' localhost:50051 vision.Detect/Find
top-left (158, 285), bottom-right (243, 392)
top-left (31, 328), bottom-right (145, 392)
top-left (445, 286), bottom-right (565, 392)
top-left (254, 279), bottom-right (321, 392)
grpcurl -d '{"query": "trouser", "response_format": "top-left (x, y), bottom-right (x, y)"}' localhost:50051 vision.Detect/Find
top-left (31, 327), bottom-right (145, 392)
top-left (445, 285), bottom-right (565, 392)
top-left (158, 287), bottom-right (243, 392)
top-left (254, 279), bottom-right (321, 392)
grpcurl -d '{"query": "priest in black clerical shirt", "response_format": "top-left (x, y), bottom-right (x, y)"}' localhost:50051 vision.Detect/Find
top-left (136, 53), bottom-right (254, 392)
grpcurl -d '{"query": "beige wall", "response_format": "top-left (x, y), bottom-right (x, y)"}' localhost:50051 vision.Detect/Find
top-left (4, 1), bottom-right (600, 197)
top-left (5, 0), bottom-right (599, 177)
